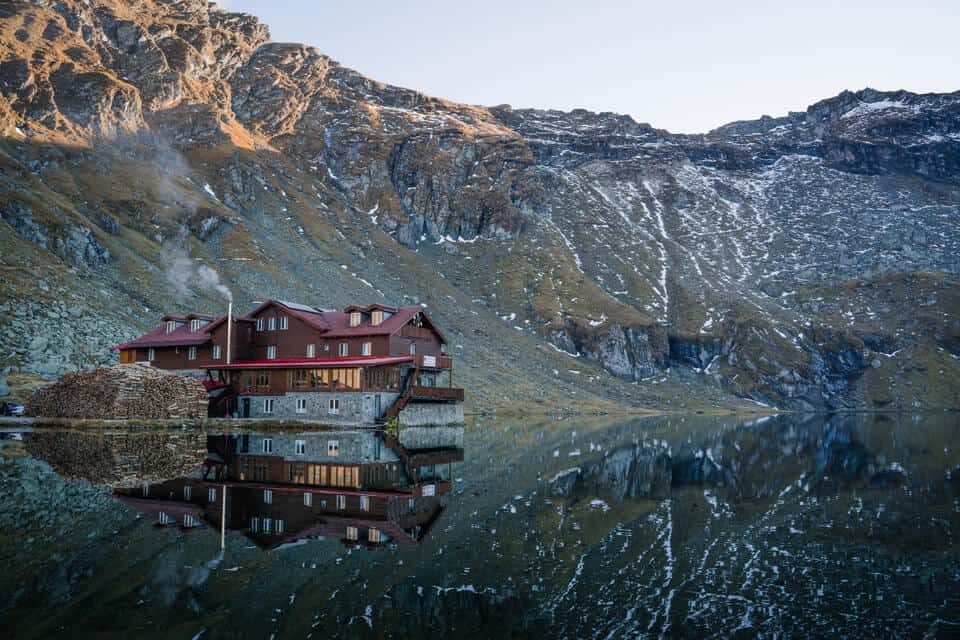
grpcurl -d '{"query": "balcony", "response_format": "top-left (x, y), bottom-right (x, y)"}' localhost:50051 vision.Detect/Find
top-left (409, 386), bottom-right (464, 401)
top-left (414, 354), bottom-right (453, 370)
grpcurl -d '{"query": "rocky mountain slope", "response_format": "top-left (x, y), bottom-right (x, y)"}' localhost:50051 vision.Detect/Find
top-left (0, 0), bottom-right (958, 411)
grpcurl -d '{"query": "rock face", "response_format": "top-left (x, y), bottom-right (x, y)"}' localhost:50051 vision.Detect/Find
top-left (0, 0), bottom-right (958, 410)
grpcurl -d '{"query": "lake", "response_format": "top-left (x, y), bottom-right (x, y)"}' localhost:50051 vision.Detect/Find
top-left (1, 412), bottom-right (959, 638)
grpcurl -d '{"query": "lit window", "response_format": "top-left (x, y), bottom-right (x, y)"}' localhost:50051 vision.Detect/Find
top-left (208, 487), bottom-right (217, 503)
top-left (166, 320), bottom-right (176, 334)
top-left (346, 526), bottom-right (358, 541)
top-left (371, 310), bottom-right (383, 326)
top-left (360, 495), bottom-right (369, 512)
top-left (368, 528), bottom-right (382, 543)
top-left (361, 342), bottom-right (371, 356)
top-left (268, 317), bottom-right (276, 331)
top-left (409, 342), bottom-right (416, 355)
top-left (295, 439), bottom-right (306, 454)
top-left (279, 316), bottom-right (288, 330)
top-left (250, 517), bottom-right (259, 532)
top-left (349, 311), bottom-right (361, 327)
top-left (304, 492), bottom-right (312, 507)
top-left (336, 495), bottom-right (346, 510)
top-left (183, 485), bottom-right (192, 500)
top-left (328, 440), bottom-right (340, 456)
top-left (263, 398), bottom-right (274, 414)
top-left (263, 490), bottom-right (273, 504)
top-left (256, 317), bottom-right (264, 331)
top-left (328, 399), bottom-right (340, 415)
top-left (306, 344), bottom-right (316, 358)
top-left (262, 438), bottom-right (273, 453)
top-left (338, 343), bottom-right (348, 357)
top-left (188, 346), bottom-right (197, 360)
top-left (212, 344), bottom-right (221, 359)
top-left (266, 345), bottom-right (277, 360)
top-left (296, 399), bottom-right (307, 414)
top-left (147, 348), bottom-right (155, 361)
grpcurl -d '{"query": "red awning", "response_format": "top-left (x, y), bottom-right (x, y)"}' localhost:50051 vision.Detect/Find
top-left (201, 355), bottom-right (415, 370)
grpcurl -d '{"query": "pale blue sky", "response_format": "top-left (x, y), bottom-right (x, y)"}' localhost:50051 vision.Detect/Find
top-left (220, 1), bottom-right (959, 133)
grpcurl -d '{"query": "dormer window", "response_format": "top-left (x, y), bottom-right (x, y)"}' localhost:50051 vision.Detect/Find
top-left (166, 321), bottom-right (176, 334)
top-left (190, 319), bottom-right (201, 332)
top-left (371, 310), bottom-right (383, 326)
top-left (349, 311), bottom-right (361, 327)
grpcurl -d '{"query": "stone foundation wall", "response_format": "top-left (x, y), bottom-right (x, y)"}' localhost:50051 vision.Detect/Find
top-left (398, 425), bottom-right (465, 450)
top-left (398, 402), bottom-right (465, 427)
top-left (240, 391), bottom-right (399, 425)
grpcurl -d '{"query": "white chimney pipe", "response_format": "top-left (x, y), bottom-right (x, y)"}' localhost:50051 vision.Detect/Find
top-left (226, 301), bottom-right (233, 365)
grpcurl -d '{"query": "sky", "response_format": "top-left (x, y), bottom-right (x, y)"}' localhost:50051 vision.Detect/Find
top-left (220, 0), bottom-right (960, 133)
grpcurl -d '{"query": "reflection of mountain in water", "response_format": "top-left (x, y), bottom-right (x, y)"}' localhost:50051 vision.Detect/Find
top-left (551, 414), bottom-right (914, 502)
top-left (116, 429), bottom-right (463, 549)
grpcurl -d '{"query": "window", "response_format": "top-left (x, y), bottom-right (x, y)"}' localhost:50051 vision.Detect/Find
top-left (212, 344), bottom-right (221, 360)
top-left (368, 528), bottom-right (382, 543)
top-left (371, 309), bottom-right (383, 326)
top-left (208, 487), bottom-right (217, 503)
top-left (268, 316), bottom-right (276, 331)
top-left (409, 342), bottom-right (416, 355)
top-left (304, 492), bottom-right (312, 507)
top-left (279, 316), bottom-right (288, 330)
top-left (142, 484), bottom-right (149, 497)
top-left (183, 485), bottom-right (192, 500)
top-left (346, 526), bottom-right (358, 541)
top-left (147, 348), bottom-right (155, 362)
top-left (266, 346), bottom-right (277, 360)
top-left (276, 519), bottom-right (284, 534)
top-left (328, 440), bottom-right (340, 456)
top-left (295, 439), bottom-right (306, 454)
top-left (336, 495), bottom-right (346, 510)
top-left (262, 438), bottom-right (273, 453)
top-left (408, 498), bottom-right (416, 512)
top-left (338, 343), bottom-right (348, 357)
top-left (158, 512), bottom-right (174, 525)
top-left (256, 317), bottom-right (265, 331)
top-left (263, 489), bottom-right (273, 504)
top-left (361, 342), bottom-right (372, 356)
top-left (328, 399), bottom-right (340, 415)
top-left (250, 517), bottom-right (259, 532)
top-left (263, 517), bottom-right (272, 533)
top-left (188, 346), bottom-right (197, 360)
top-left (349, 311), bottom-right (361, 327)
top-left (184, 514), bottom-right (200, 528)
top-left (263, 398), bottom-right (275, 414)
top-left (306, 343), bottom-right (316, 358)
top-left (296, 399), bottom-right (307, 414)
top-left (360, 495), bottom-right (369, 512)
top-left (166, 320), bottom-right (176, 334)
top-left (190, 319), bottom-right (202, 332)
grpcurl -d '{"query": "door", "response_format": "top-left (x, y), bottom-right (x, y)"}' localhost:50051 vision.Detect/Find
top-left (241, 398), bottom-right (250, 419)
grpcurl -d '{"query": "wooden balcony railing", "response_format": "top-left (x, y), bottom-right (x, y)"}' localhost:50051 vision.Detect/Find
top-left (242, 385), bottom-right (273, 395)
top-left (410, 386), bottom-right (464, 401)
top-left (414, 354), bottom-right (453, 370)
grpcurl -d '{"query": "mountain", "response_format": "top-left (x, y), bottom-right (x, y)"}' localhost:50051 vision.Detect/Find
top-left (1, 0), bottom-right (958, 411)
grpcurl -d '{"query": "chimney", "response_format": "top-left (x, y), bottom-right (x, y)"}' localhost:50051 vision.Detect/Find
top-left (226, 301), bottom-right (233, 365)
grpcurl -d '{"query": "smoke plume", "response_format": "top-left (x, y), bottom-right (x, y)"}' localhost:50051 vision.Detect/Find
top-left (165, 246), bottom-right (232, 302)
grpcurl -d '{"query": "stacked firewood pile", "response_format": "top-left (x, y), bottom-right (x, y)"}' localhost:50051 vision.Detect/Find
top-left (26, 365), bottom-right (208, 420)
top-left (23, 431), bottom-right (208, 487)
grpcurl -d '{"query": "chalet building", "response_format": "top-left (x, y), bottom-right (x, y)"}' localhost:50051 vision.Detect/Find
top-left (113, 300), bottom-right (464, 425)
top-left (115, 431), bottom-right (461, 548)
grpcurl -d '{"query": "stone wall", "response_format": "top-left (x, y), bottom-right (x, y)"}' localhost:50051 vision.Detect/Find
top-left (399, 401), bottom-right (465, 427)
top-left (240, 391), bottom-right (399, 425)
top-left (398, 425), bottom-right (465, 450)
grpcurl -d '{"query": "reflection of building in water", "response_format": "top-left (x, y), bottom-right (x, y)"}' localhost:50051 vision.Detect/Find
top-left (115, 430), bottom-right (463, 548)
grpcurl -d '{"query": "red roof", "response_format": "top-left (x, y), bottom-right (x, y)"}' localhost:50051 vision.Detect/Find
top-left (201, 355), bottom-right (414, 370)
top-left (112, 316), bottom-right (224, 350)
top-left (249, 300), bottom-right (446, 342)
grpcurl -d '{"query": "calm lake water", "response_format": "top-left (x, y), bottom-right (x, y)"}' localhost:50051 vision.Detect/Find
top-left (2, 412), bottom-right (959, 639)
